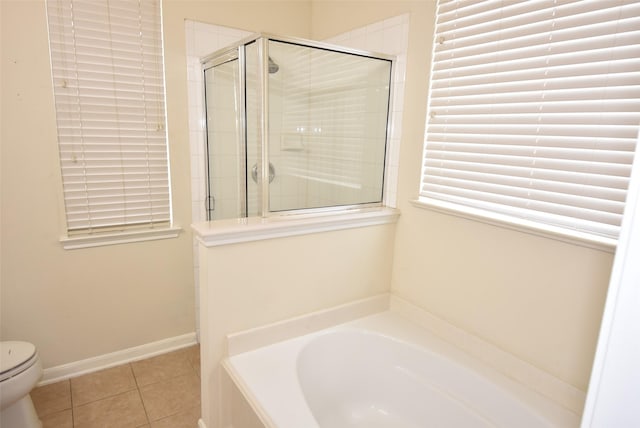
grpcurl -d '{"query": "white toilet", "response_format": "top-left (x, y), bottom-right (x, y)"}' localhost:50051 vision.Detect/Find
top-left (0, 341), bottom-right (43, 428)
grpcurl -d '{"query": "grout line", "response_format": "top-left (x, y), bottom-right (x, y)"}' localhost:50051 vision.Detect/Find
top-left (68, 379), bottom-right (75, 428)
top-left (136, 388), bottom-right (151, 427)
top-left (131, 362), bottom-right (153, 426)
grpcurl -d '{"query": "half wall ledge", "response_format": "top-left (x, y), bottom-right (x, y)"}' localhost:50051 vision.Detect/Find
top-left (191, 207), bottom-right (401, 247)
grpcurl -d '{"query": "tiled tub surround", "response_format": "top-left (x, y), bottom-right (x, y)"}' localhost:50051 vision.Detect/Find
top-left (221, 296), bottom-right (584, 428)
top-left (30, 345), bottom-right (200, 428)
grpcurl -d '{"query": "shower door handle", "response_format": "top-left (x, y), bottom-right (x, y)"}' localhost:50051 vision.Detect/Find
top-left (251, 162), bottom-right (276, 183)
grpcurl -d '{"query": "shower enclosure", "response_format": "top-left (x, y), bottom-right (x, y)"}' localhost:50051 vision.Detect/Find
top-left (202, 34), bottom-right (393, 220)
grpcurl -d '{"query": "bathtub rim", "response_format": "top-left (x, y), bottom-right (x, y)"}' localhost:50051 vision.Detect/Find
top-left (223, 307), bottom-right (582, 428)
top-left (221, 358), bottom-right (279, 428)
top-left (224, 293), bottom-right (585, 415)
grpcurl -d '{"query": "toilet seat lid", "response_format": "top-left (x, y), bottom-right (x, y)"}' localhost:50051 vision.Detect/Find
top-left (0, 341), bottom-right (37, 378)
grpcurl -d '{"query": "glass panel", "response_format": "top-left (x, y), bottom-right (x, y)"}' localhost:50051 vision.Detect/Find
top-left (267, 40), bottom-right (392, 212)
top-left (201, 36), bottom-right (393, 220)
top-left (245, 41), bottom-right (261, 217)
top-left (204, 56), bottom-right (244, 220)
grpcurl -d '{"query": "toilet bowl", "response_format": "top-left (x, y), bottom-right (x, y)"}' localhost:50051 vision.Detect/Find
top-left (0, 341), bottom-right (43, 428)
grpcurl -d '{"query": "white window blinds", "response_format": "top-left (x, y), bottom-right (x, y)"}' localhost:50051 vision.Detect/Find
top-left (421, 0), bottom-right (640, 241)
top-left (46, 0), bottom-right (171, 234)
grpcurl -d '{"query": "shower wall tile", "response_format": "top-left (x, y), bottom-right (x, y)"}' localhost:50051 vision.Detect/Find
top-left (188, 114), bottom-right (202, 136)
top-left (323, 14), bottom-right (409, 209)
top-left (190, 132), bottom-right (205, 159)
top-left (196, 33), bottom-right (219, 57)
top-left (186, 21), bottom-right (251, 225)
top-left (186, 58), bottom-right (199, 82)
top-left (393, 81), bottom-right (405, 113)
top-left (270, 37), bottom-right (393, 210)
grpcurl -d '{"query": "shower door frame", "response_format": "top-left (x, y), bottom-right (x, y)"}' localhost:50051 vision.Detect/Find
top-left (201, 33), bottom-right (396, 220)
top-left (202, 35), bottom-right (265, 219)
top-left (202, 46), bottom-right (249, 220)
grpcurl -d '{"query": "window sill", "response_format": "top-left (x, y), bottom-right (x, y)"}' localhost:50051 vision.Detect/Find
top-left (191, 207), bottom-right (400, 247)
top-left (411, 198), bottom-right (616, 253)
top-left (60, 226), bottom-right (182, 250)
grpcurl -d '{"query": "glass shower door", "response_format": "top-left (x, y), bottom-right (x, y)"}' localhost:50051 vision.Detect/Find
top-left (266, 40), bottom-right (391, 212)
top-left (201, 35), bottom-right (393, 220)
top-left (203, 51), bottom-right (246, 220)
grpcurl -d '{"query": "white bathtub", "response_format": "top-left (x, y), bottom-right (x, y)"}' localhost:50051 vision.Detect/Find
top-left (225, 312), bottom-right (580, 428)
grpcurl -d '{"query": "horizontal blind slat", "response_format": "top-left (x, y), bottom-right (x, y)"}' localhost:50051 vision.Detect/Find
top-left (47, 0), bottom-right (171, 233)
top-left (421, 0), bottom-right (640, 239)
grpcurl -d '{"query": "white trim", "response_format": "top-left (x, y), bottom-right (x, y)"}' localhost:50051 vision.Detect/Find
top-left (390, 294), bottom-right (585, 415)
top-left (411, 198), bottom-right (616, 253)
top-left (38, 332), bottom-right (197, 386)
top-left (198, 419), bottom-right (207, 428)
top-left (226, 294), bottom-right (390, 356)
top-left (60, 226), bottom-right (182, 250)
top-left (581, 129), bottom-right (640, 427)
top-left (222, 359), bottom-right (276, 428)
top-left (192, 207), bottom-right (400, 247)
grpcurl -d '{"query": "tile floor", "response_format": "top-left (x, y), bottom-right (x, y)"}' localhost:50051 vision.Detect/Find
top-left (30, 345), bottom-right (201, 428)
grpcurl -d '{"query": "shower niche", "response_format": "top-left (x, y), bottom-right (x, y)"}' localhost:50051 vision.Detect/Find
top-left (202, 34), bottom-right (393, 220)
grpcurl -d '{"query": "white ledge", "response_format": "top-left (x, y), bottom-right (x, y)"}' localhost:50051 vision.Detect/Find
top-left (191, 207), bottom-right (400, 247)
top-left (227, 294), bottom-right (390, 356)
top-left (60, 226), bottom-right (182, 250)
top-left (411, 198), bottom-right (616, 253)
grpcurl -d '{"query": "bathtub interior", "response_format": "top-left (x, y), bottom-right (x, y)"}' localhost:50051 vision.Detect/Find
top-left (297, 330), bottom-right (552, 428)
top-left (298, 332), bottom-right (497, 428)
top-left (223, 311), bottom-right (580, 428)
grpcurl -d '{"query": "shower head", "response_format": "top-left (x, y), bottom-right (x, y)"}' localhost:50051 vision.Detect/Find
top-left (268, 56), bottom-right (279, 74)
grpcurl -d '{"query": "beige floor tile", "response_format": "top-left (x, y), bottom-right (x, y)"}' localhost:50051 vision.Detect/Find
top-left (185, 345), bottom-right (200, 371)
top-left (41, 409), bottom-right (73, 428)
top-left (131, 348), bottom-right (196, 387)
top-left (31, 346), bottom-right (201, 428)
top-left (139, 373), bottom-right (200, 422)
top-left (73, 390), bottom-right (148, 428)
top-left (150, 405), bottom-right (200, 428)
top-left (31, 380), bottom-right (72, 417)
top-left (71, 364), bottom-right (137, 406)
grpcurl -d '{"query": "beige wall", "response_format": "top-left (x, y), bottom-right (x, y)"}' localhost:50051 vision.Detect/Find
top-left (392, 209), bottom-right (613, 391)
top-left (0, 0), bottom-right (311, 369)
top-left (312, 0), bottom-right (614, 392)
top-left (0, 0), bottom-right (195, 369)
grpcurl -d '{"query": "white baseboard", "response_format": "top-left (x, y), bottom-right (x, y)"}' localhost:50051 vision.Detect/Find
top-left (198, 419), bottom-right (207, 428)
top-left (39, 332), bottom-right (198, 386)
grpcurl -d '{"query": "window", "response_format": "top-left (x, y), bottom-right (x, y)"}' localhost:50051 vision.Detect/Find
top-left (419, 0), bottom-right (640, 246)
top-left (46, 0), bottom-right (174, 246)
